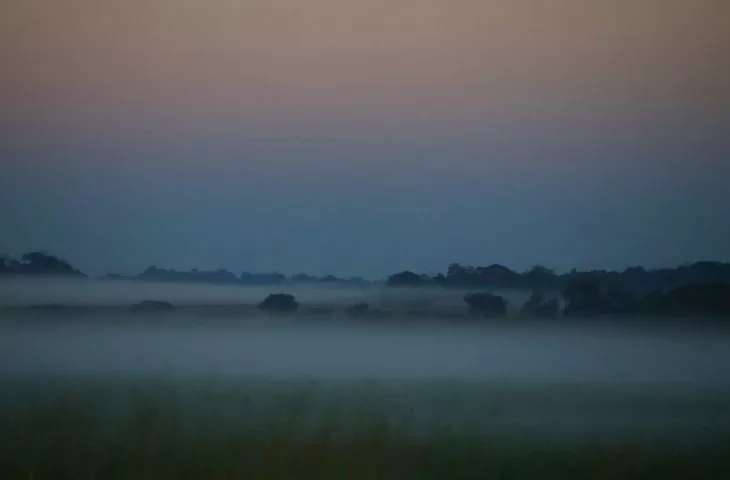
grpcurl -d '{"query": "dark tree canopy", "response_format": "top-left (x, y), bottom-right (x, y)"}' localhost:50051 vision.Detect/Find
top-left (397, 261), bottom-right (730, 294)
top-left (139, 266), bottom-right (238, 284)
top-left (240, 272), bottom-right (287, 286)
top-left (259, 293), bottom-right (299, 312)
top-left (387, 271), bottom-right (426, 287)
top-left (522, 291), bottom-right (560, 318)
top-left (559, 279), bottom-right (730, 317)
top-left (292, 273), bottom-right (317, 283)
top-left (132, 267), bottom-right (367, 287)
top-left (563, 279), bottom-right (611, 316)
top-left (3, 248), bottom-right (730, 319)
top-left (464, 292), bottom-right (508, 318)
top-left (0, 251), bottom-right (85, 277)
top-left (642, 284), bottom-right (730, 316)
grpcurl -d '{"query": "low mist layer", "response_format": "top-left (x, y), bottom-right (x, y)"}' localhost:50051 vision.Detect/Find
top-left (1, 313), bottom-right (728, 388)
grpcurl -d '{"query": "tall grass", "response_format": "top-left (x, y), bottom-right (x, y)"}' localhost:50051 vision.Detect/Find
top-left (2, 377), bottom-right (730, 479)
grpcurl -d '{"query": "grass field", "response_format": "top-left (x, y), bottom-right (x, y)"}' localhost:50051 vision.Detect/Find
top-left (2, 375), bottom-right (730, 480)
top-left (3, 305), bottom-right (730, 479)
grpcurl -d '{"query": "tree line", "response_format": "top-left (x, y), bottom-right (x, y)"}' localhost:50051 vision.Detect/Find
top-left (0, 252), bottom-right (86, 277)
top-left (0, 252), bottom-right (369, 287)
top-left (387, 262), bottom-right (730, 291)
top-left (3, 252), bottom-right (730, 317)
top-left (388, 263), bottom-right (730, 317)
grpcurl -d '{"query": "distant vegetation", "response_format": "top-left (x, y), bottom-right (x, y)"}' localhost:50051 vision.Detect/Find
top-left (3, 251), bottom-right (730, 317)
top-left (259, 293), bottom-right (299, 312)
top-left (562, 282), bottom-right (730, 317)
top-left (521, 291), bottom-right (561, 318)
top-left (0, 252), bottom-right (86, 278)
top-left (464, 292), bottom-right (508, 318)
top-left (130, 266), bottom-right (371, 287)
top-left (388, 262), bottom-right (730, 317)
top-left (387, 262), bottom-right (730, 292)
top-left (385, 271), bottom-right (428, 287)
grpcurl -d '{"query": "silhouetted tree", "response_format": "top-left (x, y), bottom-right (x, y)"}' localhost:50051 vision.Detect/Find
top-left (292, 273), bottom-right (317, 283)
top-left (563, 279), bottom-right (610, 315)
top-left (524, 266), bottom-right (559, 289)
top-left (0, 251), bottom-right (86, 277)
top-left (344, 276), bottom-right (370, 287)
top-left (387, 271), bottom-right (425, 287)
top-left (464, 292), bottom-right (508, 318)
top-left (476, 264), bottom-right (521, 287)
top-left (642, 289), bottom-right (667, 314)
top-left (521, 291), bottom-right (560, 318)
top-left (259, 293), bottom-right (298, 312)
top-left (240, 272), bottom-right (286, 286)
top-left (648, 284), bottom-right (730, 316)
top-left (137, 266), bottom-right (237, 284)
top-left (605, 284), bottom-right (640, 314)
top-left (413, 261), bottom-right (730, 293)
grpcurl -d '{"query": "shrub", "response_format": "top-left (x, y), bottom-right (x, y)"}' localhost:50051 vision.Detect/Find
top-left (464, 292), bottom-right (507, 318)
top-left (387, 271), bottom-right (425, 287)
top-left (259, 293), bottom-right (299, 312)
top-left (521, 291), bottom-right (560, 318)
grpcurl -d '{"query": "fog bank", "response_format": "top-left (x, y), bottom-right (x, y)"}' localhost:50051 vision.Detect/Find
top-left (2, 316), bottom-right (729, 388)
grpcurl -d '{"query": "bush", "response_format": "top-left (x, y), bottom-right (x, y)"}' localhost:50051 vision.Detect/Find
top-left (644, 284), bottom-right (730, 316)
top-left (521, 291), bottom-right (560, 318)
top-left (563, 280), bottom-right (610, 316)
top-left (464, 292), bottom-right (507, 318)
top-left (259, 293), bottom-right (298, 312)
top-left (387, 271), bottom-right (425, 287)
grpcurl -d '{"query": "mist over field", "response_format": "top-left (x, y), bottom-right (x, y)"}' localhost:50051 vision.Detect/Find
top-left (2, 0), bottom-right (729, 474)
top-left (0, 277), bottom-right (375, 307)
top-left (2, 310), bottom-right (730, 387)
top-left (1, 277), bottom-right (727, 385)
top-left (2, 278), bottom-right (730, 477)
top-left (0, 276), bottom-right (533, 314)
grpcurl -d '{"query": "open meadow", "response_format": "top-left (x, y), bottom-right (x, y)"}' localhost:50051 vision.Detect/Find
top-left (2, 280), bottom-right (730, 479)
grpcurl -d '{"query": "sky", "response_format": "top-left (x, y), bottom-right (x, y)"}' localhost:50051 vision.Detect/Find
top-left (1, 0), bottom-right (729, 278)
